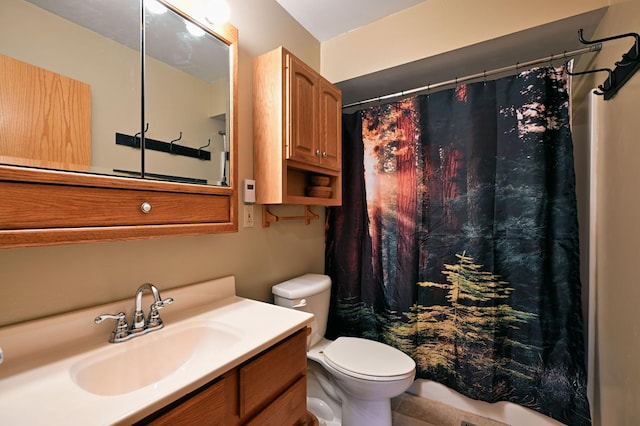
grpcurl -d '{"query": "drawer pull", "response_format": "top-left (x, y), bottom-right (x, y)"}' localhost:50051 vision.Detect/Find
top-left (140, 202), bottom-right (152, 214)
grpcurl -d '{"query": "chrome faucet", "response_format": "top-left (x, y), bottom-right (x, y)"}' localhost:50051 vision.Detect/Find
top-left (95, 283), bottom-right (174, 343)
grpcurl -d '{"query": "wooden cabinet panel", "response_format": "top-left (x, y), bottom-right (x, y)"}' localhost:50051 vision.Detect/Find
top-left (239, 329), bottom-right (307, 419)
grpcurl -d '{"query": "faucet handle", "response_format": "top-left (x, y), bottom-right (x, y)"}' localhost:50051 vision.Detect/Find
top-left (95, 312), bottom-right (129, 343)
top-left (158, 297), bottom-right (174, 307)
top-left (147, 297), bottom-right (174, 329)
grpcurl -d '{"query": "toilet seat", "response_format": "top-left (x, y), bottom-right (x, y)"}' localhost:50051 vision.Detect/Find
top-left (322, 337), bottom-right (415, 382)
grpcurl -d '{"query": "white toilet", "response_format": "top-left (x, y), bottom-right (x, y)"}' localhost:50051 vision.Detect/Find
top-left (273, 274), bottom-right (416, 426)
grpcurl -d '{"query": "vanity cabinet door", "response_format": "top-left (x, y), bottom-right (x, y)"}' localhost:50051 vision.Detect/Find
top-left (238, 328), bottom-right (307, 420)
top-left (244, 376), bottom-right (307, 426)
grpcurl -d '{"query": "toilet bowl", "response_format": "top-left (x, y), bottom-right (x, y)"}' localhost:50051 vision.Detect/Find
top-left (273, 274), bottom-right (416, 426)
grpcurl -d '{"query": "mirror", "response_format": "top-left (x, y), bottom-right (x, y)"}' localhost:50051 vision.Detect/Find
top-left (0, 0), bottom-right (232, 186)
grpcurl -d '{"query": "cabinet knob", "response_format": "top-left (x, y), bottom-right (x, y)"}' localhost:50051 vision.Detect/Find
top-left (315, 149), bottom-right (320, 156)
top-left (140, 202), bottom-right (152, 214)
top-left (322, 151), bottom-right (328, 158)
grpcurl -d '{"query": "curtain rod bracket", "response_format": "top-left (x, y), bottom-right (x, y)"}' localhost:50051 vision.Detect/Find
top-left (574, 28), bottom-right (640, 100)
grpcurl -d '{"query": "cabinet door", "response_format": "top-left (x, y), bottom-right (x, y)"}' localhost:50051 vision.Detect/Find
top-left (239, 329), bottom-right (307, 420)
top-left (318, 79), bottom-right (342, 171)
top-left (287, 54), bottom-right (319, 165)
top-left (141, 373), bottom-right (232, 426)
top-left (244, 376), bottom-right (307, 426)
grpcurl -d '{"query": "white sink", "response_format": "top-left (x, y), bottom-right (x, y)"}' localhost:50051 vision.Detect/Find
top-left (70, 321), bottom-right (241, 396)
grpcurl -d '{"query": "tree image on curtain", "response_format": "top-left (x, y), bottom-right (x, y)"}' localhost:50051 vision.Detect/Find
top-left (325, 67), bottom-right (591, 425)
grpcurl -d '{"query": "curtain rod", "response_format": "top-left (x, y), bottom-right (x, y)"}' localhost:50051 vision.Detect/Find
top-left (342, 43), bottom-right (602, 109)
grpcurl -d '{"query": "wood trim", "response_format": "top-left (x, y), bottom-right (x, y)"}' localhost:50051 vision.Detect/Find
top-left (0, 222), bottom-right (237, 249)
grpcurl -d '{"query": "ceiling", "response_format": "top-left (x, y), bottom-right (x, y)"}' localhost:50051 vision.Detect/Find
top-left (274, 0), bottom-right (426, 42)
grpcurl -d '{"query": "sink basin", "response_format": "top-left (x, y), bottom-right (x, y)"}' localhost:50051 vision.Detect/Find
top-left (70, 321), bottom-right (241, 396)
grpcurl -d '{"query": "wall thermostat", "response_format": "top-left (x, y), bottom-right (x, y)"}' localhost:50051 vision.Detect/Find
top-left (243, 179), bottom-right (256, 203)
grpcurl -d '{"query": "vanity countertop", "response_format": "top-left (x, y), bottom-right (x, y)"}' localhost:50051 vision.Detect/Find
top-left (0, 276), bottom-right (313, 425)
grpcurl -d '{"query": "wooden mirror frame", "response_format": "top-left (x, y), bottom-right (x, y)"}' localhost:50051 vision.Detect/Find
top-left (0, 3), bottom-right (238, 249)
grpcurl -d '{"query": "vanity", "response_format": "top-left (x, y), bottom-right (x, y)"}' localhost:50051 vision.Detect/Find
top-left (0, 276), bottom-right (314, 425)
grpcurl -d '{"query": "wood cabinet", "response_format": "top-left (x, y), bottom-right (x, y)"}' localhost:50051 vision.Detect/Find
top-left (138, 328), bottom-right (310, 426)
top-left (253, 47), bottom-right (342, 206)
top-left (0, 4), bottom-right (239, 249)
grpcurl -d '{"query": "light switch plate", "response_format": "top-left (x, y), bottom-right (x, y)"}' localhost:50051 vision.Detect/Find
top-left (243, 204), bottom-right (255, 227)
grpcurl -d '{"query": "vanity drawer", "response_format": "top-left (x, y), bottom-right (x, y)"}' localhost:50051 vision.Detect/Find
top-left (245, 376), bottom-right (307, 426)
top-left (238, 328), bottom-right (307, 419)
top-left (0, 181), bottom-right (230, 229)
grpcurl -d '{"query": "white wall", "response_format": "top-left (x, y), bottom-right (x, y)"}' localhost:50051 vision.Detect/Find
top-left (576, 0), bottom-right (640, 424)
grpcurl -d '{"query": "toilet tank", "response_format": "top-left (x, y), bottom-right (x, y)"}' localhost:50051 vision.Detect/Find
top-left (272, 274), bottom-right (331, 347)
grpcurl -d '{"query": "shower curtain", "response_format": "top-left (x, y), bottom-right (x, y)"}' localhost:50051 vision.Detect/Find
top-left (325, 66), bottom-right (591, 425)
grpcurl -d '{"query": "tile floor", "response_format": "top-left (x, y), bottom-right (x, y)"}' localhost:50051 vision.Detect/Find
top-left (391, 393), bottom-right (510, 426)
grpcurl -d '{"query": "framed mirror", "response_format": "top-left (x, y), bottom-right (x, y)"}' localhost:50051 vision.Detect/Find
top-left (143, 1), bottom-right (231, 186)
top-left (0, 0), bottom-right (238, 248)
top-left (0, 0), bottom-right (233, 187)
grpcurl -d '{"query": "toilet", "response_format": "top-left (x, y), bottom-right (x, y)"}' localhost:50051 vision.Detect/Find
top-left (273, 274), bottom-right (416, 426)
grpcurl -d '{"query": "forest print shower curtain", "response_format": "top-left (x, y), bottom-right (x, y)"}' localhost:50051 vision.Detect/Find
top-left (325, 66), bottom-right (591, 425)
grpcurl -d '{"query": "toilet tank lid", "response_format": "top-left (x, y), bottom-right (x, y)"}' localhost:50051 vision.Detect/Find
top-left (272, 274), bottom-right (331, 299)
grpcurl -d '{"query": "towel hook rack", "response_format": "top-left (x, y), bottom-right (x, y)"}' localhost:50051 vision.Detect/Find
top-left (133, 122), bottom-right (149, 142)
top-left (262, 205), bottom-right (319, 227)
top-left (198, 138), bottom-right (211, 154)
top-left (169, 131), bottom-right (183, 151)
